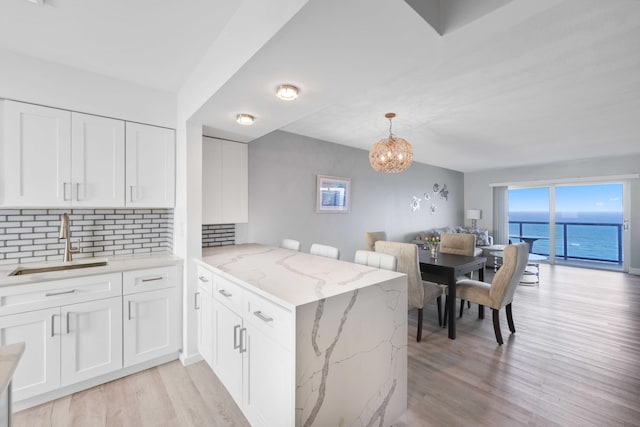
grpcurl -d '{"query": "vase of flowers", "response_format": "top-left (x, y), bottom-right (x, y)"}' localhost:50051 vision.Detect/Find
top-left (424, 236), bottom-right (440, 259)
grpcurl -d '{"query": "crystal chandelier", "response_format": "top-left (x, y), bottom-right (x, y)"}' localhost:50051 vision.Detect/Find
top-left (369, 113), bottom-right (413, 173)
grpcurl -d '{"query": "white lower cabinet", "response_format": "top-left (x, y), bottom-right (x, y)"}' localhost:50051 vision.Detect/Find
top-left (0, 308), bottom-right (60, 401)
top-left (61, 297), bottom-right (123, 386)
top-left (243, 324), bottom-right (292, 427)
top-left (200, 264), bottom-right (294, 427)
top-left (0, 264), bottom-right (181, 407)
top-left (123, 286), bottom-right (180, 367)
top-left (196, 275), bottom-right (214, 368)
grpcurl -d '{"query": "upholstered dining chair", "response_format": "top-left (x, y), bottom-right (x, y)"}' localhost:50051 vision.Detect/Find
top-left (364, 231), bottom-right (387, 251)
top-left (374, 241), bottom-right (442, 342)
top-left (439, 232), bottom-right (476, 316)
top-left (310, 243), bottom-right (340, 260)
top-left (354, 250), bottom-right (397, 271)
top-left (280, 238), bottom-right (301, 251)
top-left (449, 242), bottom-right (529, 345)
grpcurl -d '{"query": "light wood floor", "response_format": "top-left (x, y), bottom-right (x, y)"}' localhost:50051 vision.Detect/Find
top-left (14, 264), bottom-right (640, 426)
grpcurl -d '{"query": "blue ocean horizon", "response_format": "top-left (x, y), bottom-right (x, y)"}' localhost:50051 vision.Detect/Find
top-left (509, 211), bottom-right (623, 263)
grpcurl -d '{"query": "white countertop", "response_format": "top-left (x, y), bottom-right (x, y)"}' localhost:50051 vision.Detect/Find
top-left (200, 244), bottom-right (405, 308)
top-left (0, 252), bottom-right (182, 288)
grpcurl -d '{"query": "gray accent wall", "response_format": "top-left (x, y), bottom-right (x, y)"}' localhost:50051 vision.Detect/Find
top-left (246, 131), bottom-right (464, 261)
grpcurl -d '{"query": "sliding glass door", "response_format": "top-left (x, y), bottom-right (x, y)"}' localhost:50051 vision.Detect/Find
top-left (508, 182), bottom-right (626, 271)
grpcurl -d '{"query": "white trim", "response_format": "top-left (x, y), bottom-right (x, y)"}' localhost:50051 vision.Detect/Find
top-left (14, 352), bottom-right (179, 411)
top-left (179, 351), bottom-right (203, 366)
top-left (629, 267), bottom-right (640, 276)
top-left (489, 174), bottom-right (640, 188)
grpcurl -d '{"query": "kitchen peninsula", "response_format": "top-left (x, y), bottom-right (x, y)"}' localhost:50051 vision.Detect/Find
top-left (197, 244), bottom-right (408, 427)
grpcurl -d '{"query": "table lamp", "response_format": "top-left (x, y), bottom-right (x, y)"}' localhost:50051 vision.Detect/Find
top-left (466, 209), bottom-right (482, 229)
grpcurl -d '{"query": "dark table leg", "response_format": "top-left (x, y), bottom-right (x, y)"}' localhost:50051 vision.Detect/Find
top-left (479, 263), bottom-right (485, 282)
top-left (447, 270), bottom-right (456, 339)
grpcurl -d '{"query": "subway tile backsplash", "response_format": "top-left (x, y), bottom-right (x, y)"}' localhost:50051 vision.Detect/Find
top-left (202, 224), bottom-right (235, 248)
top-left (0, 208), bottom-right (173, 265)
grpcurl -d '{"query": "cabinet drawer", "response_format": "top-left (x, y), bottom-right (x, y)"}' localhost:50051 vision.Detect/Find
top-left (123, 265), bottom-right (178, 295)
top-left (214, 274), bottom-right (243, 314)
top-left (0, 273), bottom-right (122, 316)
top-left (245, 292), bottom-right (293, 351)
top-left (196, 265), bottom-right (213, 295)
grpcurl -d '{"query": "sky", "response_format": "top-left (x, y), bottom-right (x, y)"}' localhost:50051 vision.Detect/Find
top-left (509, 184), bottom-right (623, 212)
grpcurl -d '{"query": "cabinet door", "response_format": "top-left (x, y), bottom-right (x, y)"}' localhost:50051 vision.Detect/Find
top-left (60, 297), bottom-right (123, 386)
top-left (221, 141), bottom-right (248, 223)
top-left (125, 122), bottom-right (175, 208)
top-left (202, 137), bottom-right (223, 224)
top-left (196, 285), bottom-right (214, 368)
top-left (0, 308), bottom-right (61, 401)
top-left (244, 327), bottom-right (293, 427)
top-left (2, 101), bottom-right (71, 207)
top-left (71, 113), bottom-right (125, 207)
top-left (123, 287), bottom-right (180, 367)
top-left (202, 137), bottom-right (248, 225)
top-left (212, 299), bottom-right (243, 404)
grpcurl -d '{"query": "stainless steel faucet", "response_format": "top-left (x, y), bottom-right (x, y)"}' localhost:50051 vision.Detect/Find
top-left (59, 213), bottom-right (80, 262)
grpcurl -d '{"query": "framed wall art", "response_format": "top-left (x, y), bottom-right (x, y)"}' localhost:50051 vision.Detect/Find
top-left (316, 175), bottom-right (351, 213)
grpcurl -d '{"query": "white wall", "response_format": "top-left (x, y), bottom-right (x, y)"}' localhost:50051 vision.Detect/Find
top-left (247, 131), bottom-right (464, 261)
top-left (464, 155), bottom-right (640, 272)
top-left (0, 49), bottom-right (175, 128)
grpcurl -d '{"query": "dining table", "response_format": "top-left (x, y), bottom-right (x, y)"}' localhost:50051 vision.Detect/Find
top-left (418, 250), bottom-right (487, 339)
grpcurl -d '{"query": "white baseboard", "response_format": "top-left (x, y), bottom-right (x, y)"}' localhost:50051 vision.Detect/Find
top-left (629, 267), bottom-right (640, 276)
top-left (179, 351), bottom-right (203, 366)
top-left (14, 352), bottom-right (179, 412)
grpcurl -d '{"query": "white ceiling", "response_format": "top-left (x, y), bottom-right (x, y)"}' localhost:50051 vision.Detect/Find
top-left (2, 0), bottom-right (640, 173)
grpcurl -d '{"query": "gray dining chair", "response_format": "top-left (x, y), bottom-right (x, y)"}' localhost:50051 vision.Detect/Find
top-left (354, 250), bottom-right (397, 271)
top-left (374, 240), bottom-right (442, 342)
top-left (364, 231), bottom-right (387, 251)
top-left (448, 242), bottom-right (529, 345)
top-left (439, 232), bottom-right (476, 317)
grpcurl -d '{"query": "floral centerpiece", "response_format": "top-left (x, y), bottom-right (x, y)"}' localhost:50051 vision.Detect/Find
top-left (424, 236), bottom-right (440, 258)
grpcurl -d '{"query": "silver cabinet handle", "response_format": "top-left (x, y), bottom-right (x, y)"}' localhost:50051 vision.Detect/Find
top-left (66, 312), bottom-right (72, 334)
top-left (46, 289), bottom-right (76, 297)
top-left (219, 289), bottom-right (232, 298)
top-left (75, 182), bottom-right (82, 201)
top-left (233, 325), bottom-right (241, 350)
top-left (195, 292), bottom-right (201, 310)
top-left (142, 277), bottom-right (163, 283)
top-left (239, 328), bottom-right (247, 353)
top-left (198, 275), bottom-right (209, 283)
top-left (63, 182), bottom-right (71, 201)
top-left (51, 314), bottom-right (58, 337)
top-left (253, 311), bottom-right (274, 323)
top-left (128, 301), bottom-right (134, 320)
top-left (129, 185), bottom-right (136, 202)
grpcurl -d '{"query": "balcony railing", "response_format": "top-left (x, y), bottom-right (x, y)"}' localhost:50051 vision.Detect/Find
top-left (509, 220), bottom-right (623, 265)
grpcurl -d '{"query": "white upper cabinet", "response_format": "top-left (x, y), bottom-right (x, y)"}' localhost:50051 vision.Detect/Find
top-left (71, 112), bottom-right (125, 207)
top-left (202, 137), bottom-right (248, 224)
top-left (2, 101), bottom-right (72, 206)
top-left (1, 100), bottom-right (174, 208)
top-left (126, 122), bottom-right (175, 208)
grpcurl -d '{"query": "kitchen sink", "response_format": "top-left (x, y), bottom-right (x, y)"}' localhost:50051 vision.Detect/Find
top-left (9, 261), bottom-right (108, 276)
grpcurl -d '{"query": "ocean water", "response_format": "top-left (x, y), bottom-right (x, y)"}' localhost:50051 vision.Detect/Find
top-left (509, 211), bottom-right (623, 263)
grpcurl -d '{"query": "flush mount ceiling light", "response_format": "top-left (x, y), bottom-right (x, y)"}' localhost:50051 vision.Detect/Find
top-left (24, 0), bottom-right (45, 4)
top-left (276, 84), bottom-right (299, 101)
top-left (236, 114), bottom-right (255, 125)
top-left (369, 113), bottom-right (413, 173)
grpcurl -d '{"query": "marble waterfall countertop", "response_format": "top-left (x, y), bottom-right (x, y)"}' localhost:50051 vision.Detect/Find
top-left (200, 244), bottom-right (406, 308)
top-left (0, 252), bottom-right (182, 288)
top-left (0, 342), bottom-right (25, 394)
